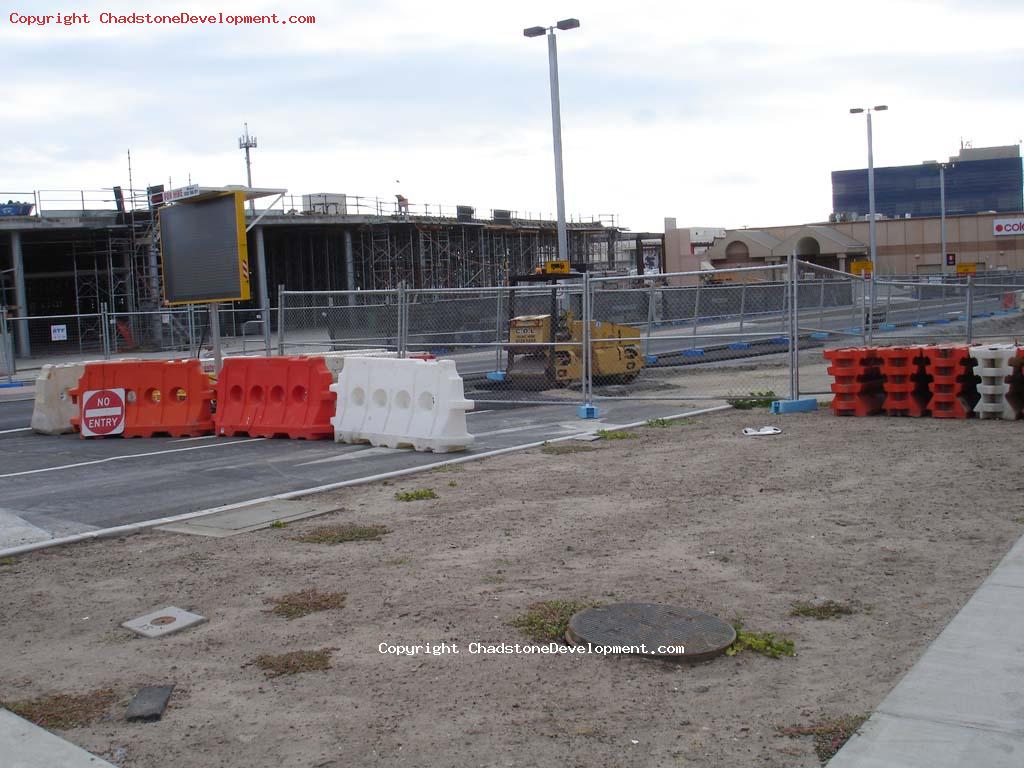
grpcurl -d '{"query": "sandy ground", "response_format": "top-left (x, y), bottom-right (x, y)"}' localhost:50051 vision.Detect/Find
top-left (2, 408), bottom-right (1023, 768)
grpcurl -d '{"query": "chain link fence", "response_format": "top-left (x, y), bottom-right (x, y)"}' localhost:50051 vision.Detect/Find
top-left (5, 264), bottom-right (1024, 412)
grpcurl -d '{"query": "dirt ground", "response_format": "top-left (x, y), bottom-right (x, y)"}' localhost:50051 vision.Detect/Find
top-left (2, 408), bottom-right (1023, 768)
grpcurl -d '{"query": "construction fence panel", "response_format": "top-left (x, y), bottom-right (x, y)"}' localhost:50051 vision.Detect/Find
top-left (587, 265), bottom-right (796, 403)
top-left (405, 285), bottom-right (585, 405)
top-left (279, 289), bottom-right (400, 356)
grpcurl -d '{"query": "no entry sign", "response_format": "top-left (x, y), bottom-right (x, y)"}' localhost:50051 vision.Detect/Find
top-left (81, 388), bottom-right (126, 437)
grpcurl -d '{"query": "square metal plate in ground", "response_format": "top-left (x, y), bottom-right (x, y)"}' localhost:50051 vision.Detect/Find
top-left (122, 607), bottom-right (207, 638)
top-left (157, 500), bottom-right (341, 538)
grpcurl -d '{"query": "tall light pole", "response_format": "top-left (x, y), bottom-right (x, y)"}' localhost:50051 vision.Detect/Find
top-left (524, 18), bottom-right (579, 265)
top-left (849, 105), bottom-right (888, 271)
top-left (239, 122), bottom-right (257, 215)
top-left (939, 162), bottom-right (956, 276)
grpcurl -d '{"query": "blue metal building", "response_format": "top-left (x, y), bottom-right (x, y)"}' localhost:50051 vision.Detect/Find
top-left (832, 147), bottom-right (1023, 219)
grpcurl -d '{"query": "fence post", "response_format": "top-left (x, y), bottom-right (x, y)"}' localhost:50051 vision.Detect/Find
top-left (397, 282), bottom-right (407, 358)
top-left (738, 280), bottom-right (747, 333)
top-left (100, 302), bottom-right (111, 359)
top-left (0, 307), bottom-right (14, 382)
top-left (494, 288), bottom-right (503, 373)
top-left (866, 268), bottom-right (876, 345)
top-left (209, 303), bottom-right (222, 374)
top-left (966, 274), bottom-right (975, 345)
top-left (643, 280), bottom-right (656, 360)
top-left (578, 272), bottom-right (597, 418)
top-left (277, 284), bottom-right (286, 356)
top-left (691, 279), bottom-right (702, 347)
top-left (818, 277), bottom-right (826, 329)
top-left (788, 253), bottom-right (798, 400)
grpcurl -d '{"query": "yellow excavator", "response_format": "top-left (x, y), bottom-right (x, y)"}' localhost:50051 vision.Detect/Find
top-left (503, 263), bottom-right (644, 388)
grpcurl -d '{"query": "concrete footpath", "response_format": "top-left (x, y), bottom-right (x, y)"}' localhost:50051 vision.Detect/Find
top-left (0, 709), bottom-right (114, 767)
top-left (830, 532), bottom-right (1024, 767)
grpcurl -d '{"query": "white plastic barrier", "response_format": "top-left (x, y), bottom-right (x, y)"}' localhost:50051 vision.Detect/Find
top-left (970, 344), bottom-right (1017, 420)
top-left (30, 363), bottom-right (87, 434)
top-left (331, 357), bottom-right (474, 453)
top-left (320, 349), bottom-right (398, 380)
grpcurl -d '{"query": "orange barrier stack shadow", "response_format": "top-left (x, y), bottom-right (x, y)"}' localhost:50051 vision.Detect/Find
top-left (70, 359), bottom-right (215, 438)
top-left (925, 345), bottom-right (980, 419)
top-left (879, 346), bottom-right (932, 417)
top-left (823, 347), bottom-right (885, 416)
top-left (215, 356), bottom-right (336, 439)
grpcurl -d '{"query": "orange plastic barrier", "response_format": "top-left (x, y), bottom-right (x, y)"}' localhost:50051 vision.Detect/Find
top-left (70, 359), bottom-right (215, 438)
top-left (879, 346), bottom-right (932, 417)
top-left (215, 356), bottom-right (336, 439)
top-left (823, 347), bottom-right (885, 417)
top-left (925, 345), bottom-right (979, 419)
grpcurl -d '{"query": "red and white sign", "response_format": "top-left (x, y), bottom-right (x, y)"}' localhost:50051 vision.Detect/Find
top-left (993, 217), bottom-right (1024, 236)
top-left (80, 388), bottom-right (126, 437)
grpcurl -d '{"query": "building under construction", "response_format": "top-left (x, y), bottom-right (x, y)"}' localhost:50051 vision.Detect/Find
top-left (0, 189), bottom-right (663, 336)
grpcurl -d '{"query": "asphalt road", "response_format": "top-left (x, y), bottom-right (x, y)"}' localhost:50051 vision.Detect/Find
top-left (0, 397), bottom-right (706, 550)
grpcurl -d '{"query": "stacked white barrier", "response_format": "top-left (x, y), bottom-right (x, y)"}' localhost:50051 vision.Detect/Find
top-left (30, 363), bottom-right (87, 434)
top-left (320, 349), bottom-right (398, 381)
top-left (970, 344), bottom-right (1017, 420)
top-left (331, 357), bottom-right (474, 453)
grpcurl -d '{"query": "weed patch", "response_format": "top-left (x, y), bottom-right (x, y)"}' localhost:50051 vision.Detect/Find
top-left (251, 648), bottom-right (335, 678)
top-left (780, 714), bottom-right (868, 763)
top-left (265, 589), bottom-right (346, 620)
top-left (725, 624), bottom-right (795, 658)
top-left (269, 520), bottom-right (288, 529)
top-left (726, 391), bottom-right (776, 409)
top-left (791, 600), bottom-right (858, 620)
top-left (291, 524), bottom-right (390, 544)
top-left (596, 429), bottom-right (639, 440)
top-left (1, 689), bottom-right (117, 730)
top-left (509, 600), bottom-right (596, 642)
top-left (395, 489), bottom-right (438, 502)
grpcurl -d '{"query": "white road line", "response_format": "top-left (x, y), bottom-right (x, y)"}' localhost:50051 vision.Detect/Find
top-left (0, 438), bottom-right (267, 479)
top-left (169, 435), bottom-right (219, 443)
top-left (296, 446), bottom-right (403, 466)
top-left (0, 427), bottom-right (32, 435)
top-left (467, 410), bottom-right (493, 416)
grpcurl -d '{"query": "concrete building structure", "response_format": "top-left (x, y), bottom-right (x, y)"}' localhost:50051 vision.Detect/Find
top-left (665, 211), bottom-right (1024, 276)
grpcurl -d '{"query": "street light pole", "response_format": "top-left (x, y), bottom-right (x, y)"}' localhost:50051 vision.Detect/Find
top-left (547, 30), bottom-right (568, 264)
top-left (239, 123), bottom-right (257, 216)
top-left (850, 105), bottom-right (888, 271)
top-left (525, 18), bottom-right (579, 265)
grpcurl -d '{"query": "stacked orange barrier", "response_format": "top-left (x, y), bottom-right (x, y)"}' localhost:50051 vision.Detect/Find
top-left (925, 345), bottom-right (979, 419)
top-left (824, 347), bottom-right (885, 416)
top-left (70, 359), bottom-right (215, 438)
top-left (879, 346), bottom-right (932, 417)
top-left (215, 356), bottom-right (336, 439)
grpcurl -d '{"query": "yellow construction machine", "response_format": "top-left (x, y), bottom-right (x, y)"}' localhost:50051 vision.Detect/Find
top-left (503, 267), bottom-right (644, 388)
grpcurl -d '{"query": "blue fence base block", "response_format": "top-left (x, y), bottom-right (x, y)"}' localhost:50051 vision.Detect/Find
top-left (577, 403), bottom-right (600, 419)
top-left (844, 327), bottom-right (863, 334)
top-left (879, 323), bottom-right (896, 331)
top-left (810, 332), bottom-right (830, 340)
top-left (644, 354), bottom-right (659, 364)
top-left (770, 337), bottom-right (789, 345)
top-left (0, 381), bottom-right (26, 389)
top-left (770, 398), bottom-right (818, 415)
top-left (682, 348), bottom-right (705, 357)
top-left (728, 342), bottom-right (751, 350)
top-left (486, 370), bottom-right (506, 382)
top-left (935, 318), bottom-right (952, 324)
top-left (913, 321), bottom-right (929, 327)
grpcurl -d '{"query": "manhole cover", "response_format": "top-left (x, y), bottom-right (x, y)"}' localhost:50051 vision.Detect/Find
top-left (567, 603), bottom-right (735, 660)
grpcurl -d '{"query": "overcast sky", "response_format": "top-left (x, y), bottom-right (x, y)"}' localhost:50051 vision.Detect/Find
top-left (3, 0), bottom-right (1022, 232)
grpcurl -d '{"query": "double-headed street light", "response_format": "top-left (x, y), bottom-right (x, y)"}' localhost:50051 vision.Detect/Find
top-left (849, 105), bottom-right (888, 270)
top-left (524, 18), bottom-right (580, 264)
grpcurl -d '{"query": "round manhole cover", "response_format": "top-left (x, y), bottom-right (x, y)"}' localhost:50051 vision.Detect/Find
top-left (567, 603), bottom-right (736, 660)
top-left (150, 616), bottom-right (177, 626)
